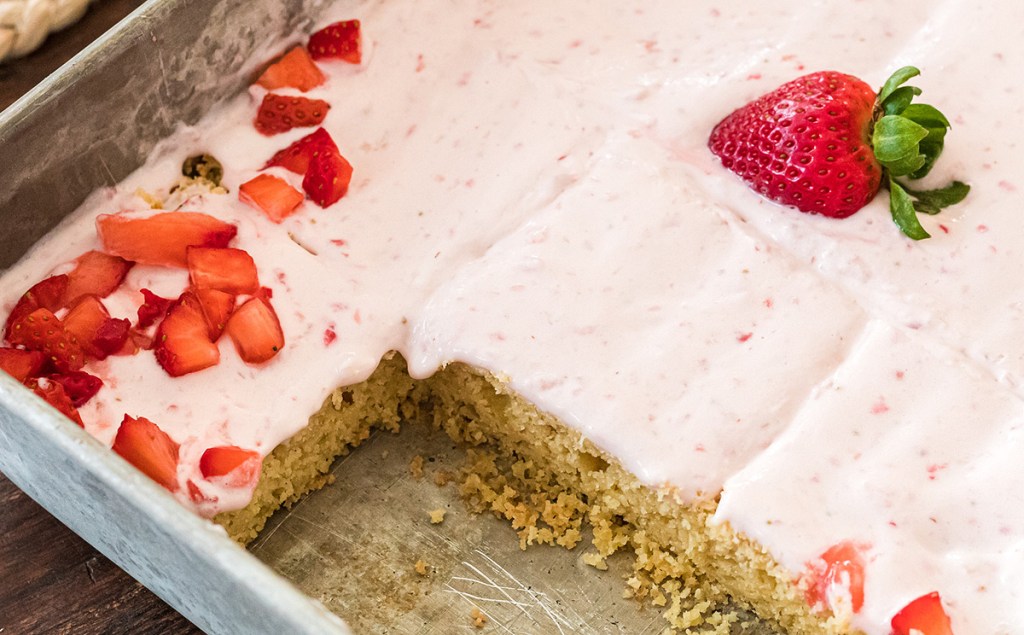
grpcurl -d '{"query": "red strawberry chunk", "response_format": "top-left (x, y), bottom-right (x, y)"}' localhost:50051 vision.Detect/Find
top-left (7, 308), bottom-right (84, 371)
top-left (303, 147), bottom-right (353, 207)
top-left (96, 211), bottom-right (238, 267)
top-left (254, 94), bottom-right (330, 136)
top-left (3, 274), bottom-right (69, 340)
top-left (153, 291), bottom-right (220, 377)
top-left (187, 247), bottom-right (260, 294)
top-left (94, 318), bottom-right (132, 358)
top-left (48, 370), bottom-right (103, 408)
top-left (263, 127), bottom-right (339, 175)
top-left (137, 288), bottom-right (173, 329)
top-left (256, 46), bottom-right (326, 92)
top-left (308, 20), bottom-right (361, 63)
top-left (239, 174), bottom-right (305, 223)
top-left (891, 592), bottom-right (954, 635)
top-left (112, 415), bottom-right (180, 491)
top-left (803, 541), bottom-right (866, 615)
top-left (27, 378), bottom-right (84, 426)
top-left (194, 288), bottom-right (236, 341)
top-left (0, 348), bottom-right (46, 383)
top-left (63, 250), bottom-right (134, 306)
top-left (63, 296), bottom-right (131, 361)
top-left (199, 445), bottom-right (262, 488)
top-left (226, 296), bottom-right (284, 364)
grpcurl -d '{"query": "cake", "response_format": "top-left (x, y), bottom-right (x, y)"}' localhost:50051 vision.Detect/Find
top-left (0, 1), bottom-right (1017, 633)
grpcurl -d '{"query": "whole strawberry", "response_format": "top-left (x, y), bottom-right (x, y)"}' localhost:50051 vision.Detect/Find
top-left (708, 67), bottom-right (968, 239)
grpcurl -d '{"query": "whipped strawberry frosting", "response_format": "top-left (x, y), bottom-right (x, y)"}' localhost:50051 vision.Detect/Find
top-left (2, 0), bottom-right (1022, 632)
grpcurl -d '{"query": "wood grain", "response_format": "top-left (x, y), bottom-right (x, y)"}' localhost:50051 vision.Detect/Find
top-left (0, 1), bottom-right (200, 633)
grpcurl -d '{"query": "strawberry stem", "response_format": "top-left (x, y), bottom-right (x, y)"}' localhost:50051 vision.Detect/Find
top-left (871, 67), bottom-right (970, 240)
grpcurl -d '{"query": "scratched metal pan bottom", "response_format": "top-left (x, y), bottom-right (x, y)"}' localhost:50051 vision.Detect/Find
top-left (251, 423), bottom-right (776, 634)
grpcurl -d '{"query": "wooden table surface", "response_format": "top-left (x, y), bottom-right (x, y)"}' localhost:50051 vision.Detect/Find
top-left (0, 2), bottom-right (201, 633)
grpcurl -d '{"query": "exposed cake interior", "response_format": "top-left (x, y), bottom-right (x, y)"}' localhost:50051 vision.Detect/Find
top-left (217, 354), bottom-right (848, 634)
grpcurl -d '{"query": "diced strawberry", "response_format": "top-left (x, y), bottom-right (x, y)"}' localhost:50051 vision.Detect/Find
top-left (94, 318), bottom-right (132, 357)
top-left (804, 541), bottom-right (866, 615)
top-left (187, 247), bottom-right (260, 294)
top-left (263, 127), bottom-right (339, 175)
top-left (3, 274), bottom-right (69, 340)
top-left (303, 147), bottom-right (353, 207)
top-left (63, 250), bottom-right (134, 306)
top-left (238, 174), bottom-right (305, 223)
top-left (48, 370), bottom-right (103, 407)
top-left (27, 378), bottom-right (84, 426)
top-left (226, 296), bottom-right (284, 364)
top-left (254, 94), bottom-right (330, 136)
top-left (96, 212), bottom-right (238, 267)
top-left (112, 415), bottom-right (180, 491)
top-left (891, 592), bottom-right (954, 635)
top-left (256, 46), bottom-right (326, 92)
top-left (63, 296), bottom-right (130, 361)
top-left (153, 292), bottom-right (220, 377)
top-left (194, 288), bottom-right (236, 341)
top-left (7, 308), bottom-right (84, 371)
top-left (308, 20), bottom-right (361, 63)
top-left (137, 289), bottom-right (173, 329)
top-left (186, 479), bottom-right (212, 505)
top-left (0, 348), bottom-right (46, 382)
top-left (199, 445), bottom-right (262, 488)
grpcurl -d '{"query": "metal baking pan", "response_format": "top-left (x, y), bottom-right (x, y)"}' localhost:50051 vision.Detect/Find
top-left (0, 2), bottom-right (772, 633)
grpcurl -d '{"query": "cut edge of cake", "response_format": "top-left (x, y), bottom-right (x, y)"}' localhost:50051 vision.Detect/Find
top-left (214, 352), bottom-right (857, 635)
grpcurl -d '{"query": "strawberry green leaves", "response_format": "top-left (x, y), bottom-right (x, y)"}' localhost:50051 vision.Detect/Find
top-left (871, 66), bottom-right (970, 240)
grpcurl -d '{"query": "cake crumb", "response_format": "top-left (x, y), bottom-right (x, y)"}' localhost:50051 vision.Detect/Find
top-left (582, 551), bottom-right (608, 570)
top-left (410, 454), bottom-right (425, 479)
top-left (470, 607), bottom-right (488, 628)
top-left (429, 508), bottom-right (446, 524)
top-left (381, 450), bottom-right (390, 459)
top-left (414, 559), bottom-right (429, 576)
top-left (433, 469), bottom-right (453, 486)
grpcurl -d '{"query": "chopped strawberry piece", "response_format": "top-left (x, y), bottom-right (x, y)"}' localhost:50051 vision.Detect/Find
top-left (63, 296), bottom-right (130, 361)
top-left (303, 147), bottom-right (353, 207)
top-left (194, 288), bottom-right (236, 341)
top-left (94, 318), bottom-right (132, 357)
top-left (63, 250), bottom-right (134, 306)
top-left (7, 308), bottom-right (84, 371)
top-left (3, 274), bottom-right (69, 340)
top-left (804, 541), bottom-right (866, 615)
top-left (27, 378), bottom-right (84, 426)
top-left (48, 370), bottom-right (103, 407)
top-left (96, 212), bottom-right (238, 267)
top-left (891, 592), bottom-right (954, 635)
top-left (263, 127), bottom-right (339, 175)
top-left (226, 296), bottom-right (284, 364)
top-left (187, 247), bottom-right (260, 294)
top-left (256, 46), bottom-right (326, 92)
top-left (308, 20), bottom-right (361, 63)
top-left (199, 445), bottom-right (262, 487)
top-left (186, 479), bottom-right (211, 505)
top-left (238, 174), bottom-right (305, 223)
top-left (153, 292), bottom-right (220, 377)
top-left (254, 94), bottom-right (330, 136)
top-left (112, 415), bottom-right (180, 491)
top-left (137, 289), bottom-right (173, 329)
top-left (0, 348), bottom-right (46, 382)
